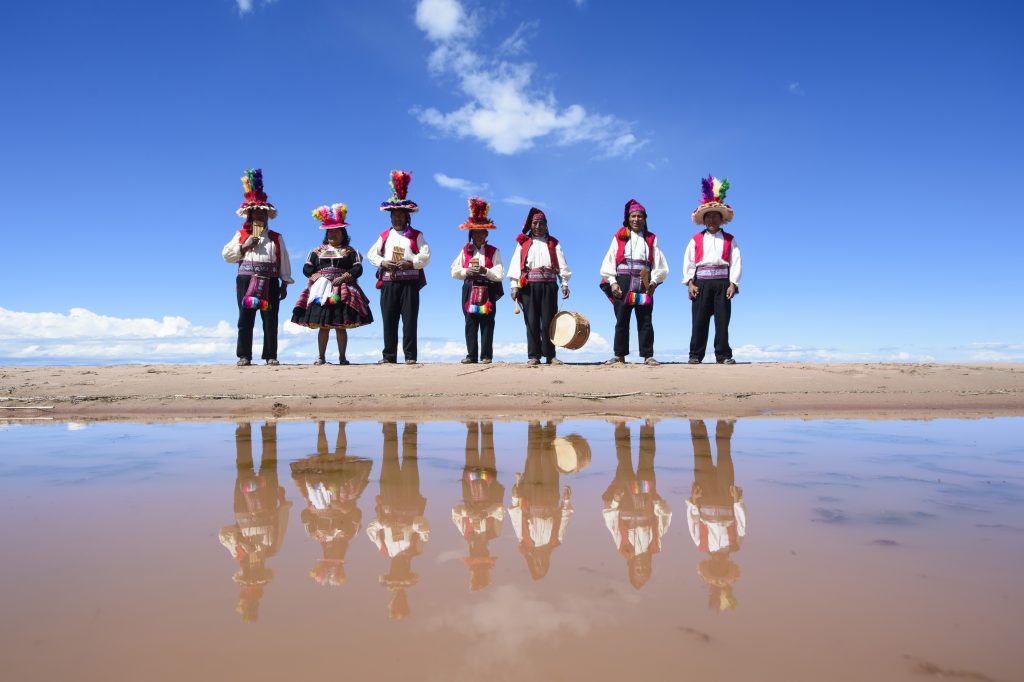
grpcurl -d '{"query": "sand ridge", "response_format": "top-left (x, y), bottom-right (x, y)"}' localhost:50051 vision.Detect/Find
top-left (1, 362), bottom-right (1021, 422)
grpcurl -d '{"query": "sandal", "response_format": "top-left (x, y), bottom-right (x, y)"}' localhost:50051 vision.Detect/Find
top-left (338, 358), bottom-right (350, 366)
top-left (314, 358), bottom-right (326, 366)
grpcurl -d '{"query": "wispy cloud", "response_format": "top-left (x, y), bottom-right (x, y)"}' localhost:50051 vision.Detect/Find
top-left (434, 172), bottom-right (486, 195)
top-left (787, 81), bottom-right (805, 96)
top-left (958, 342), bottom-right (1024, 362)
top-left (503, 195), bottom-right (546, 208)
top-left (413, 0), bottom-right (646, 157)
top-left (498, 21), bottom-right (538, 56)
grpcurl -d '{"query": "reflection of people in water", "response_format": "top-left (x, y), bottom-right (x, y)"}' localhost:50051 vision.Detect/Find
top-left (686, 419), bottom-right (745, 611)
top-left (290, 421), bottom-right (373, 587)
top-left (602, 420), bottom-right (672, 589)
top-left (219, 422), bottom-right (292, 623)
top-left (367, 422), bottom-right (429, 619)
top-left (451, 421), bottom-right (505, 592)
top-left (508, 421), bottom-right (573, 581)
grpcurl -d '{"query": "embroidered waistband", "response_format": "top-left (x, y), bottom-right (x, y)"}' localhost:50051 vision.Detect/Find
top-left (526, 268), bottom-right (557, 282)
top-left (238, 261), bottom-right (279, 277)
top-left (382, 268), bottom-right (420, 281)
top-left (695, 265), bottom-right (729, 279)
top-left (317, 267), bottom-right (343, 278)
top-left (616, 258), bottom-right (649, 274)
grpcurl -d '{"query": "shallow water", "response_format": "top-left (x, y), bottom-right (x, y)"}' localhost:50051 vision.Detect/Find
top-left (0, 418), bottom-right (1021, 682)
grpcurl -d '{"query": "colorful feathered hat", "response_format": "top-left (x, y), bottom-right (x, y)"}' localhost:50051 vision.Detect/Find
top-left (623, 199), bottom-right (647, 227)
top-left (236, 168), bottom-right (277, 219)
top-left (379, 170), bottom-right (419, 213)
top-left (312, 203), bottom-right (349, 230)
top-left (691, 176), bottom-right (734, 225)
top-left (459, 196), bottom-right (496, 230)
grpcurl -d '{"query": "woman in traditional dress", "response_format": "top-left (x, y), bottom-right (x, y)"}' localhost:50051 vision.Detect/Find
top-left (291, 203), bottom-right (373, 365)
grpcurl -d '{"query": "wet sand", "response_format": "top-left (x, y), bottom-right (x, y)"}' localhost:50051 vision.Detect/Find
top-left (1, 362), bottom-right (1022, 421)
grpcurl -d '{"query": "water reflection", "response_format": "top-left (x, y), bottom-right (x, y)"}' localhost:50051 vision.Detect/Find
top-left (686, 419), bottom-right (745, 611)
top-left (218, 422), bottom-right (292, 622)
top-left (368, 422), bottom-right (429, 619)
top-left (451, 420), bottom-right (504, 592)
top-left (603, 420), bottom-right (672, 589)
top-left (290, 421), bottom-right (373, 587)
top-left (509, 421), bottom-right (574, 581)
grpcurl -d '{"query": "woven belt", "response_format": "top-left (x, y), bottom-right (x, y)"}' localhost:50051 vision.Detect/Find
top-left (695, 265), bottom-right (729, 280)
top-left (238, 261), bottom-right (279, 277)
top-left (526, 268), bottom-right (557, 283)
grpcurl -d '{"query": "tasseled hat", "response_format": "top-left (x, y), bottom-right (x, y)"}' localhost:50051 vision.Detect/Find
top-left (312, 203), bottom-right (349, 230)
top-left (521, 207), bottom-right (546, 235)
top-left (379, 170), bottom-right (419, 213)
top-left (691, 175), bottom-right (734, 225)
top-left (459, 196), bottom-right (496, 230)
top-left (623, 199), bottom-right (647, 227)
top-left (236, 168), bottom-right (278, 218)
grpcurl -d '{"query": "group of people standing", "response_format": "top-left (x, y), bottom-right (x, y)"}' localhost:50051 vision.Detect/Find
top-left (223, 169), bottom-right (744, 366)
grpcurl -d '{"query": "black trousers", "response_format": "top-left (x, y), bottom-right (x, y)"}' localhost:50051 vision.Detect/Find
top-left (520, 282), bottom-right (558, 360)
top-left (689, 278), bottom-right (732, 361)
top-left (690, 419), bottom-right (735, 507)
top-left (462, 281), bottom-right (496, 361)
top-left (612, 275), bottom-right (654, 358)
top-left (380, 281), bottom-right (420, 362)
top-left (235, 276), bottom-right (280, 360)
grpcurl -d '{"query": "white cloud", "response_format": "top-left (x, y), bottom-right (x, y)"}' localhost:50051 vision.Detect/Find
top-left (498, 21), bottom-right (538, 56)
top-left (788, 81), bottom-right (805, 96)
top-left (959, 342), bottom-right (1024, 362)
top-left (434, 172), bottom-right (486, 195)
top-left (415, 0), bottom-right (472, 41)
top-left (0, 306), bottom-right (287, 364)
top-left (413, 0), bottom-right (646, 157)
top-left (503, 195), bottom-right (546, 208)
top-left (236, 0), bottom-right (254, 13)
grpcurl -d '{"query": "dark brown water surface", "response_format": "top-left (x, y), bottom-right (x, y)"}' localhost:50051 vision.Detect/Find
top-left (0, 418), bottom-right (1021, 681)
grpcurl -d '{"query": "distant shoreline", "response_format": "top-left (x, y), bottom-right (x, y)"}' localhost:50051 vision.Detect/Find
top-left (1, 362), bottom-right (1021, 422)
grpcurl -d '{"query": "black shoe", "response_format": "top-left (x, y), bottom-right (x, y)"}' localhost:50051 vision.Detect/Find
top-left (237, 357), bottom-right (251, 367)
top-left (338, 358), bottom-right (350, 366)
top-left (688, 358), bottom-right (701, 365)
top-left (718, 357), bottom-right (736, 365)
top-left (461, 357), bottom-right (477, 364)
top-left (377, 358), bottom-right (396, 364)
top-left (405, 359), bottom-right (418, 365)
top-left (480, 358), bottom-right (492, 364)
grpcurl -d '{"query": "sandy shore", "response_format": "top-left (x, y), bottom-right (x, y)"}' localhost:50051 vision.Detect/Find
top-left (1, 362), bottom-right (1021, 422)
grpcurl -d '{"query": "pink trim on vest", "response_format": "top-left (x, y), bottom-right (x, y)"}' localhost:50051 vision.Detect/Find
top-left (692, 231), bottom-right (733, 264)
top-left (516, 235), bottom-right (560, 273)
top-left (462, 243), bottom-right (496, 268)
top-left (615, 229), bottom-right (657, 266)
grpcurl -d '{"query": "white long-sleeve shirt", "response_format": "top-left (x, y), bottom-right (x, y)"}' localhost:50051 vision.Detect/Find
top-left (222, 230), bottom-right (294, 284)
top-left (451, 504), bottom-right (505, 536)
top-left (599, 232), bottom-right (670, 285)
top-left (508, 499), bottom-right (573, 548)
top-left (366, 229), bottom-right (431, 270)
top-left (603, 498), bottom-right (672, 556)
top-left (366, 517), bottom-right (431, 557)
top-left (507, 238), bottom-right (572, 288)
top-left (450, 245), bottom-right (505, 282)
top-left (682, 230), bottom-right (742, 285)
top-left (685, 499), bottom-right (746, 553)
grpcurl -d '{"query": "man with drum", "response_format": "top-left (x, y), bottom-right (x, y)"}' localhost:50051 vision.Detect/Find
top-left (600, 199), bottom-right (669, 365)
top-left (507, 208), bottom-right (572, 366)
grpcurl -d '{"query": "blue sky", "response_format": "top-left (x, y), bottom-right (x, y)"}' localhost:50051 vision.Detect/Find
top-left (1, 0), bottom-right (1022, 364)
